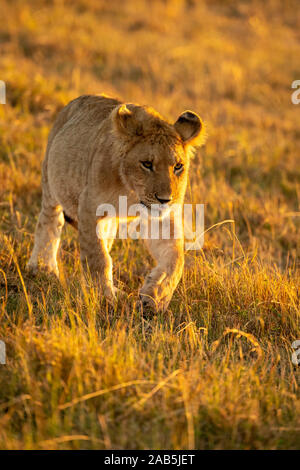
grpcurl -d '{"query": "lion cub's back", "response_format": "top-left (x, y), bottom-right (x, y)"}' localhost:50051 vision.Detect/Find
top-left (46, 94), bottom-right (121, 208)
top-left (48, 94), bottom-right (120, 147)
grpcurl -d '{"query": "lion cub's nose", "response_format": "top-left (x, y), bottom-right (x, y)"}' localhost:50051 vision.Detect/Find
top-left (155, 194), bottom-right (172, 204)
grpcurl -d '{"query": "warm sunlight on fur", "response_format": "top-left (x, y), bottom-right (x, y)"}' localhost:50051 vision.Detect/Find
top-left (27, 94), bottom-right (204, 311)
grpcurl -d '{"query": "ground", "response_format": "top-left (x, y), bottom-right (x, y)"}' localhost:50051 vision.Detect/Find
top-left (0, 0), bottom-right (299, 450)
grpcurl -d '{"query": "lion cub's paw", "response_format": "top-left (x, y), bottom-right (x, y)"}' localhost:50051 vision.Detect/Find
top-left (26, 260), bottom-right (59, 278)
top-left (103, 285), bottom-right (127, 305)
top-left (139, 291), bottom-right (170, 316)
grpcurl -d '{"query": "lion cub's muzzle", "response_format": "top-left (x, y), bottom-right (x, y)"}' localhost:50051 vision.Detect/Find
top-left (140, 200), bottom-right (173, 219)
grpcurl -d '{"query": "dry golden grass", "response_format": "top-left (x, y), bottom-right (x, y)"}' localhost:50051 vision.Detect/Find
top-left (0, 0), bottom-right (299, 449)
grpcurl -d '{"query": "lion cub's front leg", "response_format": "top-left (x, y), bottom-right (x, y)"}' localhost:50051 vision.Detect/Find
top-left (78, 192), bottom-right (116, 302)
top-left (140, 237), bottom-right (184, 313)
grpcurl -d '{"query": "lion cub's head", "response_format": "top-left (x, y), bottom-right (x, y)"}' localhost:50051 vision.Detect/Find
top-left (111, 103), bottom-right (205, 213)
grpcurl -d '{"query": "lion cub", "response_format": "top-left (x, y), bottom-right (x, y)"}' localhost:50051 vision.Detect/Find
top-left (27, 95), bottom-right (205, 312)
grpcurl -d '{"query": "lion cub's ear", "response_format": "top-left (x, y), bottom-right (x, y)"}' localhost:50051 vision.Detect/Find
top-left (112, 104), bottom-right (144, 137)
top-left (174, 111), bottom-right (205, 147)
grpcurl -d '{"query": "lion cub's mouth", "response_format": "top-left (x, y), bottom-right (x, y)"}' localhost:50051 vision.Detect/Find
top-left (140, 200), bottom-right (171, 219)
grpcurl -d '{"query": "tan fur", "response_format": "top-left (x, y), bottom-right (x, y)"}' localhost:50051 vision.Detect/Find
top-left (27, 94), bottom-right (205, 312)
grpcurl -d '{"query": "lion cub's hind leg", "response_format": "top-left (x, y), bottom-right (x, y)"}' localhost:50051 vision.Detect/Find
top-left (27, 202), bottom-right (64, 277)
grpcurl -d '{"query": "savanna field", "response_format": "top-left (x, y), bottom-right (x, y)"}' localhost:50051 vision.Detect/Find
top-left (0, 0), bottom-right (299, 450)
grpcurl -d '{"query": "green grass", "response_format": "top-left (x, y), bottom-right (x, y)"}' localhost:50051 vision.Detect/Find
top-left (0, 0), bottom-right (299, 449)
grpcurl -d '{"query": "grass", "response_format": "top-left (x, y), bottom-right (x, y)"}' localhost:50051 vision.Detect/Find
top-left (0, 0), bottom-right (299, 449)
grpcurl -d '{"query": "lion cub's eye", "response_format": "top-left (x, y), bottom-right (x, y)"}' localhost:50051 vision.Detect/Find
top-left (141, 161), bottom-right (153, 170)
top-left (174, 163), bottom-right (183, 172)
